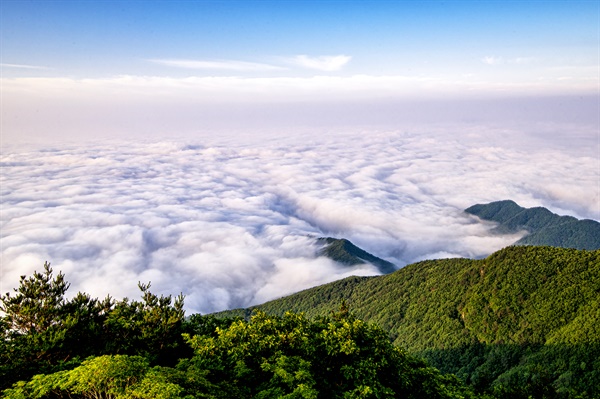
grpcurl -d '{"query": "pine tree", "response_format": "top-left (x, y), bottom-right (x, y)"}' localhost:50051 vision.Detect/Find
top-left (1, 262), bottom-right (69, 335)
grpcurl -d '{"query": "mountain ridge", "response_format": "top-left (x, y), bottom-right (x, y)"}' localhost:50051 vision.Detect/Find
top-left (215, 245), bottom-right (600, 397)
top-left (316, 237), bottom-right (396, 274)
top-left (465, 199), bottom-right (600, 250)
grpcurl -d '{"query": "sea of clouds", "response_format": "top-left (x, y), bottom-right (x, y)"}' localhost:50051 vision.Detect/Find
top-left (1, 125), bottom-right (598, 314)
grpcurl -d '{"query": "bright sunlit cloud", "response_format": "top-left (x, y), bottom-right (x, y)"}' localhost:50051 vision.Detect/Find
top-left (286, 55), bottom-right (352, 71)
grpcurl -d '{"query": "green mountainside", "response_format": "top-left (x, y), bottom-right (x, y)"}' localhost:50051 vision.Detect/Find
top-left (217, 246), bottom-right (600, 397)
top-left (465, 200), bottom-right (600, 250)
top-left (317, 237), bottom-right (396, 274)
top-left (1, 264), bottom-right (478, 399)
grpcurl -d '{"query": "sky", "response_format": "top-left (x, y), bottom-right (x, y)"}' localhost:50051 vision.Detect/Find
top-left (1, 0), bottom-right (599, 141)
top-left (1, 1), bottom-right (597, 79)
top-left (1, 1), bottom-right (599, 313)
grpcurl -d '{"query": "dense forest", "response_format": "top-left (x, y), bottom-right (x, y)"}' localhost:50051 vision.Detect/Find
top-left (465, 200), bottom-right (600, 250)
top-left (2, 246), bottom-right (598, 398)
top-left (0, 263), bottom-right (474, 398)
top-left (218, 246), bottom-right (600, 398)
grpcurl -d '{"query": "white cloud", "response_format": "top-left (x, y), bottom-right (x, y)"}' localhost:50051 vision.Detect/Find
top-left (148, 58), bottom-right (285, 71)
top-left (481, 56), bottom-right (537, 66)
top-left (1, 127), bottom-right (597, 314)
top-left (287, 55), bottom-right (352, 71)
top-left (482, 56), bottom-right (502, 65)
top-left (0, 63), bottom-right (49, 70)
top-left (147, 55), bottom-right (353, 73)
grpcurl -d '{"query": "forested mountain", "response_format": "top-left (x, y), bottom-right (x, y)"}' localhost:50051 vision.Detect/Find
top-left (465, 200), bottom-right (600, 250)
top-left (0, 263), bottom-right (477, 398)
top-left (317, 237), bottom-right (396, 273)
top-left (218, 246), bottom-right (600, 398)
top-left (3, 249), bottom-right (599, 397)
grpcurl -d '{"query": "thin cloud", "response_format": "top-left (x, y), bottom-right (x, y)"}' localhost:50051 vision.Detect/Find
top-left (482, 56), bottom-right (502, 65)
top-left (481, 56), bottom-right (536, 66)
top-left (148, 58), bottom-right (285, 71)
top-left (1, 63), bottom-right (49, 70)
top-left (2, 73), bottom-right (597, 117)
top-left (287, 55), bottom-right (352, 71)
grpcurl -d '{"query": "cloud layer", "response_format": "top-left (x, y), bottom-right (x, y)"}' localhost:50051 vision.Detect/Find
top-left (1, 128), bottom-right (598, 314)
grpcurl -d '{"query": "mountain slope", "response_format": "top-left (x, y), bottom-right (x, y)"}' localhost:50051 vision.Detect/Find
top-left (317, 237), bottom-right (396, 274)
top-left (465, 200), bottom-right (600, 250)
top-left (217, 246), bottom-right (600, 397)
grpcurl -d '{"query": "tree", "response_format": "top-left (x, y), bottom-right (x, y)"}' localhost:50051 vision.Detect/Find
top-left (1, 262), bottom-right (68, 335)
top-left (183, 309), bottom-right (477, 398)
top-left (2, 355), bottom-right (189, 399)
top-left (1, 263), bottom-right (189, 392)
top-left (0, 262), bottom-right (76, 389)
top-left (104, 282), bottom-right (187, 366)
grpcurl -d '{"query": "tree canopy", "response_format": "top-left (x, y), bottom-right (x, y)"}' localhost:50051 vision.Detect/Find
top-left (1, 264), bottom-right (477, 398)
top-left (217, 246), bottom-right (600, 398)
top-left (2, 247), bottom-right (598, 398)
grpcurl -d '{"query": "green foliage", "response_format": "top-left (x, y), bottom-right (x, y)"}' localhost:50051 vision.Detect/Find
top-left (218, 246), bottom-right (600, 398)
top-left (3, 246), bottom-right (599, 398)
top-left (0, 262), bottom-right (88, 388)
top-left (183, 313), bottom-right (241, 338)
top-left (183, 309), bottom-right (475, 399)
top-left (104, 282), bottom-right (187, 365)
top-left (517, 219), bottom-right (600, 250)
top-left (1, 262), bottom-right (69, 336)
top-left (124, 367), bottom-right (190, 399)
top-left (3, 308), bottom-right (475, 398)
top-left (2, 355), bottom-right (190, 399)
top-left (63, 355), bottom-right (149, 397)
top-left (465, 200), bottom-right (600, 250)
top-left (1, 265), bottom-right (188, 392)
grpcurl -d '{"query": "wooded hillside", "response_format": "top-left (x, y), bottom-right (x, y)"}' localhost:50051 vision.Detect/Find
top-left (219, 246), bottom-right (600, 398)
top-left (0, 263), bottom-right (475, 398)
top-left (465, 200), bottom-right (600, 250)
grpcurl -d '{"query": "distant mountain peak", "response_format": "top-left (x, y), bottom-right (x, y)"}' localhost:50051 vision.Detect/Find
top-left (316, 237), bottom-right (396, 274)
top-left (466, 200), bottom-right (600, 250)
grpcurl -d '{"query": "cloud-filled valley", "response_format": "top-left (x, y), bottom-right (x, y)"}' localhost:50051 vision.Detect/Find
top-left (1, 127), bottom-right (598, 314)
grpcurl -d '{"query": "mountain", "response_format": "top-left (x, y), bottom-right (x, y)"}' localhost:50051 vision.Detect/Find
top-left (316, 237), bottom-right (396, 274)
top-left (216, 246), bottom-right (600, 397)
top-left (465, 200), bottom-right (600, 250)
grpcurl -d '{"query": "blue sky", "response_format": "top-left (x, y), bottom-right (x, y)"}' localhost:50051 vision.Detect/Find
top-left (2, 1), bottom-right (597, 79)
top-left (1, 0), bottom-right (598, 141)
